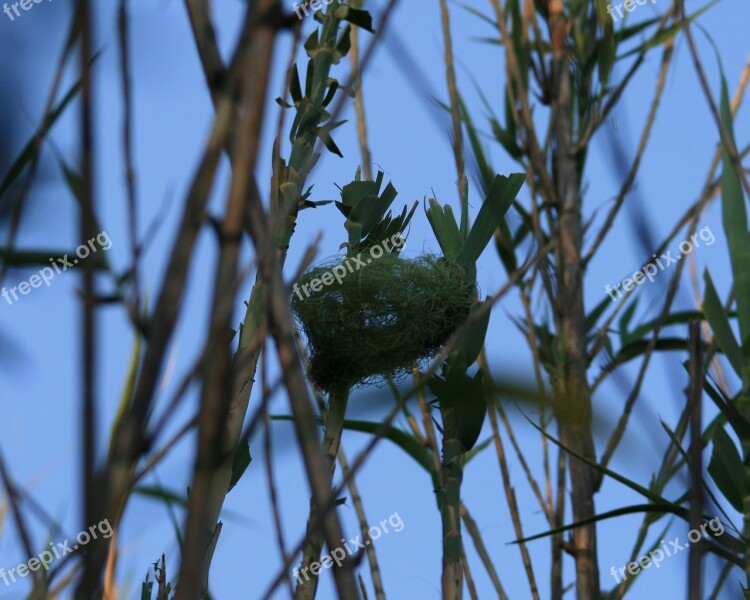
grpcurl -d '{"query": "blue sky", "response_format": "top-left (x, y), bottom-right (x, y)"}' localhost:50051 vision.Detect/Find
top-left (0, 0), bottom-right (748, 598)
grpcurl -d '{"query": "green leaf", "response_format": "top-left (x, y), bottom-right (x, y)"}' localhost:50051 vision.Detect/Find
top-left (615, 15), bottom-right (661, 44)
top-left (707, 427), bottom-right (747, 512)
top-left (597, 7), bottom-right (616, 86)
top-left (338, 171), bottom-right (400, 250)
top-left (489, 118), bottom-right (522, 160)
top-left (703, 270), bottom-right (745, 379)
top-left (304, 30), bottom-right (319, 55)
top-left (333, 25), bottom-right (352, 62)
top-left (703, 379), bottom-right (750, 443)
top-left (494, 214), bottom-right (517, 274)
top-left (459, 173), bottom-right (525, 269)
top-left (458, 97), bottom-right (494, 193)
top-left (314, 126), bottom-right (344, 157)
top-left (334, 7), bottom-right (375, 33)
top-left (289, 64), bottom-right (303, 104)
top-left (585, 294), bottom-right (614, 334)
top-left (617, 298), bottom-right (639, 345)
top-left (349, 183), bottom-right (397, 242)
top-left (360, 201), bottom-right (417, 251)
top-left (607, 337), bottom-right (696, 370)
top-left (0, 248), bottom-right (84, 267)
top-left (0, 76), bottom-right (86, 201)
top-left (459, 3), bottom-right (498, 30)
top-left (523, 412), bottom-right (680, 507)
top-left (134, 486), bottom-right (188, 508)
top-left (430, 369), bottom-right (487, 452)
top-left (425, 198), bottom-right (464, 260)
top-left (464, 436), bottom-right (492, 464)
top-left (272, 414), bottom-right (435, 475)
top-left (228, 441), bottom-right (252, 492)
top-left (344, 419), bottom-right (434, 472)
top-left (626, 310), bottom-right (716, 343)
top-left (321, 80), bottom-right (340, 108)
top-left (454, 299), bottom-right (491, 367)
top-left (718, 74), bottom-right (750, 353)
top-left (617, 0), bottom-right (720, 60)
top-left (512, 503), bottom-right (685, 545)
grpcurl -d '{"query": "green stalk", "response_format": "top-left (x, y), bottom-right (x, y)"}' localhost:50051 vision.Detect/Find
top-left (742, 408), bottom-right (750, 599)
top-left (238, 10), bottom-right (345, 350)
top-left (440, 403), bottom-right (465, 600)
top-left (295, 383), bottom-right (351, 600)
top-left (182, 7), bottom-right (356, 594)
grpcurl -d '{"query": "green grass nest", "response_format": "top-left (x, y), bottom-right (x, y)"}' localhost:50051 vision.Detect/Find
top-left (291, 252), bottom-right (476, 393)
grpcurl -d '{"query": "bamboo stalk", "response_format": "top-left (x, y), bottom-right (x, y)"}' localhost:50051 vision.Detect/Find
top-left (295, 383), bottom-right (351, 600)
top-left (440, 403), bottom-right (464, 600)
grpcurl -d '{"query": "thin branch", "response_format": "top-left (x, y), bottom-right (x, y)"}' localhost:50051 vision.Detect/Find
top-left (460, 502), bottom-right (509, 599)
top-left (438, 0), bottom-right (467, 209)
top-left (687, 321), bottom-right (704, 600)
top-left (678, 0), bottom-right (750, 198)
top-left (583, 39), bottom-right (674, 264)
top-left (485, 398), bottom-right (540, 600)
top-left (338, 448), bottom-right (387, 600)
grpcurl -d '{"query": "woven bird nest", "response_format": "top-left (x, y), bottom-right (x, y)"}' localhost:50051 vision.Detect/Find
top-left (291, 252), bottom-right (475, 393)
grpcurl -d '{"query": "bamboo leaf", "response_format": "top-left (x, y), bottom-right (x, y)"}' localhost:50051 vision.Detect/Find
top-left (585, 295), bottom-right (614, 334)
top-left (718, 74), bottom-right (750, 352)
top-left (617, 0), bottom-right (720, 60)
top-left (512, 503), bottom-right (686, 545)
top-left (707, 427), bottom-right (747, 512)
top-left (522, 412), bottom-right (678, 506)
top-left (425, 199), bottom-right (464, 260)
top-left (290, 63), bottom-right (303, 104)
top-left (459, 173), bottom-right (525, 269)
top-left (272, 415), bottom-right (435, 475)
top-left (228, 441), bottom-right (252, 492)
top-left (703, 379), bottom-right (750, 442)
top-left (335, 7), bottom-right (375, 33)
top-left (703, 270), bottom-right (745, 379)
top-left (0, 75), bottom-right (86, 200)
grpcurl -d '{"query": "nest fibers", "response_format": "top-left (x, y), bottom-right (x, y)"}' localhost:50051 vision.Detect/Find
top-left (291, 252), bottom-right (476, 393)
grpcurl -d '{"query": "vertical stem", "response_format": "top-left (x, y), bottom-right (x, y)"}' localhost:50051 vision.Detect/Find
top-left (338, 448), bottom-right (387, 600)
top-left (744, 464), bottom-right (750, 599)
top-left (437, 0), bottom-right (467, 236)
top-left (548, 0), bottom-right (600, 597)
top-left (295, 384), bottom-right (351, 600)
top-left (76, 0), bottom-right (103, 596)
top-left (348, 1), bottom-right (372, 182)
top-left (687, 321), bottom-right (704, 600)
top-left (440, 403), bottom-right (464, 600)
top-left (176, 2), bottom-right (278, 597)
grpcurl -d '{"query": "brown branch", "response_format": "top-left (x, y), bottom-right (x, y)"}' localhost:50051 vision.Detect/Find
top-left (338, 448), bottom-right (387, 600)
top-left (175, 2), bottom-right (280, 595)
top-left (486, 396), bottom-right (540, 600)
top-left (438, 0), bottom-right (467, 207)
top-left (349, 18), bottom-right (372, 181)
top-left (687, 321), bottom-right (704, 600)
top-left (76, 0), bottom-right (103, 595)
top-left (460, 503), bottom-right (509, 600)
